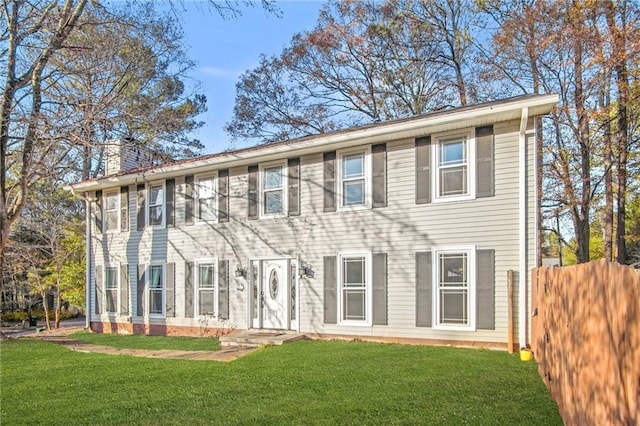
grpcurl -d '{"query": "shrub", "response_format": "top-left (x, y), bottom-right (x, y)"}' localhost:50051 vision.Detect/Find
top-left (0, 311), bottom-right (28, 323)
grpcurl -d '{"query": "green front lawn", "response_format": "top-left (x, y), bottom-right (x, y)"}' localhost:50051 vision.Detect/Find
top-left (0, 338), bottom-right (561, 425)
top-left (70, 331), bottom-right (221, 351)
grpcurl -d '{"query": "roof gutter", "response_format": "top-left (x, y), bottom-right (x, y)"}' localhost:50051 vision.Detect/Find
top-left (70, 95), bottom-right (559, 193)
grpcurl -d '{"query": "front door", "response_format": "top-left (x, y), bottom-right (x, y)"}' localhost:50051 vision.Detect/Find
top-left (261, 259), bottom-right (288, 329)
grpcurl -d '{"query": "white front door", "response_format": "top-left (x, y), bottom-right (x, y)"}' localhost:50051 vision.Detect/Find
top-left (261, 259), bottom-right (289, 329)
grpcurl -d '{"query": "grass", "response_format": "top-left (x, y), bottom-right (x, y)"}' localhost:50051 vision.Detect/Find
top-left (0, 338), bottom-right (561, 425)
top-left (69, 331), bottom-right (221, 351)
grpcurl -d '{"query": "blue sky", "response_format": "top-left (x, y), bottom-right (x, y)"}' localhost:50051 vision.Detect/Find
top-left (179, 1), bottom-right (325, 154)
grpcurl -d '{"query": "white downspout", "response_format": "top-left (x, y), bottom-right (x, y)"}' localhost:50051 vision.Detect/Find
top-left (518, 108), bottom-right (529, 349)
top-left (84, 192), bottom-right (92, 330)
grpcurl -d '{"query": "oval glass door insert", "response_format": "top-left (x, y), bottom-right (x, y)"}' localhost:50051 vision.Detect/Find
top-left (269, 269), bottom-right (279, 300)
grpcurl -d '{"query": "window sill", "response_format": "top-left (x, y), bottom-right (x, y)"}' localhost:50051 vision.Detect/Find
top-left (337, 203), bottom-right (371, 212)
top-left (338, 320), bottom-right (372, 327)
top-left (433, 324), bottom-right (476, 332)
top-left (432, 194), bottom-right (475, 204)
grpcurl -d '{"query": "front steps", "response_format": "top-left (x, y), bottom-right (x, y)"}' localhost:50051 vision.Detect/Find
top-left (219, 330), bottom-right (304, 348)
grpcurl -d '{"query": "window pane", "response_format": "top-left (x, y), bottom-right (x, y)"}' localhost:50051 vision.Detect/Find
top-left (264, 166), bottom-right (282, 190)
top-left (343, 289), bottom-right (366, 321)
top-left (105, 267), bottom-right (118, 289)
top-left (150, 186), bottom-right (164, 205)
top-left (150, 266), bottom-right (163, 289)
top-left (439, 166), bottom-right (467, 196)
top-left (149, 206), bottom-right (163, 225)
top-left (106, 289), bottom-right (117, 313)
top-left (264, 191), bottom-right (283, 214)
top-left (344, 180), bottom-right (364, 206)
top-left (198, 177), bottom-right (215, 198)
top-left (440, 289), bottom-right (468, 325)
top-left (343, 153), bottom-right (364, 178)
top-left (198, 264), bottom-right (214, 288)
top-left (198, 289), bottom-right (214, 315)
top-left (440, 253), bottom-right (467, 286)
top-left (150, 290), bottom-right (163, 314)
top-left (105, 211), bottom-right (118, 230)
top-left (199, 199), bottom-right (216, 221)
top-left (105, 194), bottom-right (118, 210)
top-left (344, 257), bottom-right (365, 285)
top-left (440, 139), bottom-right (465, 166)
top-left (251, 262), bottom-right (258, 321)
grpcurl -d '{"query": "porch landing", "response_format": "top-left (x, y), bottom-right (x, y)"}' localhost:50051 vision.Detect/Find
top-left (219, 330), bottom-right (305, 347)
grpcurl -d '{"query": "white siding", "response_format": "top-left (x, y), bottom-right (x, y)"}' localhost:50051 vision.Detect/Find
top-left (90, 118), bottom-right (538, 345)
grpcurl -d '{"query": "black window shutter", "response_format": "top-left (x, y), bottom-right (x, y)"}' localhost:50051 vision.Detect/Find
top-left (248, 165), bottom-right (259, 220)
top-left (184, 175), bottom-right (194, 225)
top-left (323, 256), bottom-right (337, 324)
top-left (323, 152), bottom-right (336, 212)
top-left (415, 137), bottom-right (431, 204)
top-left (288, 158), bottom-right (300, 216)
top-left (372, 144), bottom-right (387, 208)
top-left (166, 179), bottom-right (175, 227)
top-left (120, 186), bottom-right (129, 232)
top-left (184, 261), bottom-right (194, 318)
top-left (137, 264), bottom-right (146, 316)
top-left (218, 260), bottom-right (229, 320)
top-left (166, 262), bottom-right (175, 317)
top-left (95, 190), bottom-right (103, 234)
top-left (476, 126), bottom-right (495, 198)
top-left (95, 265), bottom-right (103, 314)
top-left (372, 252), bottom-right (388, 325)
top-left (136, 184), bottom-right (146, 231)
top-left (120, 264), bottom-right (129, 315)
top-left (476, 249), bottom-right (495, 330)
top-left (415, 251), bottom-right (432, 327)
top-left (218, 169), bottom-right (229, 222)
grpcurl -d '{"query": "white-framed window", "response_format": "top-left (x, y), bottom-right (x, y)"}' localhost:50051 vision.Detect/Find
top-left (148, 183), bottom-right (165, 227)
top-left (434, 246), bottom-right (476, 330)
top-left (196, 259), bottom-right (216, 317)
top-left (196, 174), bottom-right (217, 223)
top-left (260, 161), bottom-right (287, 217)
top-left (105, 266), bottom-right (118, 313)
top-left (338, 147), bottom-right (371, 209)
top-left (148, 264), bottom-right (165, 316)
top-left (433, 129), bottom-right (474, 202)
top-left (104, 191), bottom-right (119, 232)
top-left (338, 251), bottom-right (372, 326)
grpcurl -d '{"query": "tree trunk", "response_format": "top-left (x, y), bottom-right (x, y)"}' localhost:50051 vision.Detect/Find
top-left (41, 289), bottom-right (51, 331)
top-left (605, 1), bottom-right (629, 264)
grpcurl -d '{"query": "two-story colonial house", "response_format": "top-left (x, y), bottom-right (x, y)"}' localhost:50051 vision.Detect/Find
top-left (70, 94), bottom-right (558, 350)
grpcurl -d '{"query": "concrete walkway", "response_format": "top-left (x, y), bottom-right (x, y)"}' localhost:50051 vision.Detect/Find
top-left (13, 326), bottom-right (260, 362)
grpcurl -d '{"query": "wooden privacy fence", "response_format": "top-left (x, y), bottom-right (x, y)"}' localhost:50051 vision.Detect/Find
top-left (531, 260), bottom-right (640, 425)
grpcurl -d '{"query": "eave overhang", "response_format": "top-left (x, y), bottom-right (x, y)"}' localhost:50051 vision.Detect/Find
top-left (70, 94), bottom-right (558, 193)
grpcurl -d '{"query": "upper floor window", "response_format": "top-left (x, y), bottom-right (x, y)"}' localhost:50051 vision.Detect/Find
top-left (104, 191), bottom-right (119, 231)
top-left (433, 129), bottom-right (474, 202)
top-left (196, 174), bottom-right (217, 222)
top-left (148, 184), bottom-right (165, 227)
top-left (260, 161), bottom-right (287, 217)
top-left (338, 147), bottom-right (371, 209)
